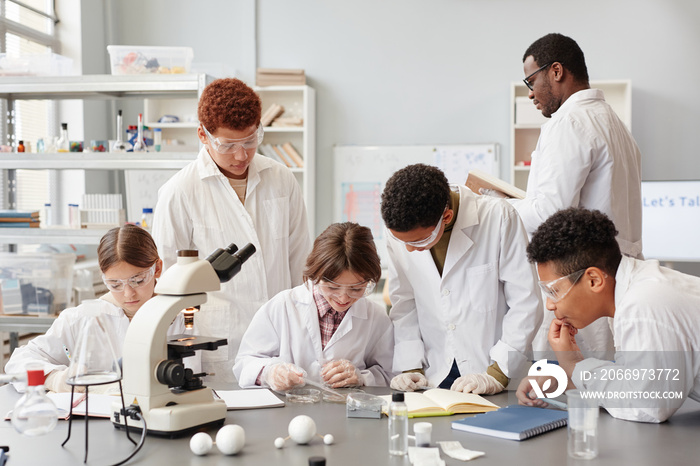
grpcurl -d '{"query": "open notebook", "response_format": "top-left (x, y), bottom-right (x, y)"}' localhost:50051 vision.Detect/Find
top-left (452, 405), bottom-right (568, 441)
top-left (212, 389), bottom-right (284, 410)
top-left (379, 389), bottom-right (499, 418)
top-left (47, 392), bottom-right (117, 419)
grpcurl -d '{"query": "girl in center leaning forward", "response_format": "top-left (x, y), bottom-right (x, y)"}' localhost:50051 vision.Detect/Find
top-left (234, 222), bottom-right (394, 390)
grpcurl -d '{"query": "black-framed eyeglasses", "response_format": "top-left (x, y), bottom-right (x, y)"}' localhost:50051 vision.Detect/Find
top-left (523, 62), bottom-right (552, 91)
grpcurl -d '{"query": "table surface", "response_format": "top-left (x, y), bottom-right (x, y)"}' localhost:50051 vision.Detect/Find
top-left (1, 384), bottom-right (699, 465)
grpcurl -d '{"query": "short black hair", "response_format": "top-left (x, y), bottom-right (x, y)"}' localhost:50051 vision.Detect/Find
top-left (527, 208), bottom-right (622, 277)
top-left (380, 164), bottom-right (450, 232)
top-left (523, 33), bottom-right (589, 84)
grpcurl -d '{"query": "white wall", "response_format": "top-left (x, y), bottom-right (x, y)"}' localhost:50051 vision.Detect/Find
top-left (95, 0), bottom-right (700, 245)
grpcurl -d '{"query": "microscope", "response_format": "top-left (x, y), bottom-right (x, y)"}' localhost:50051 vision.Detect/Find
top-left (111, 243), bottom-right (255, 436)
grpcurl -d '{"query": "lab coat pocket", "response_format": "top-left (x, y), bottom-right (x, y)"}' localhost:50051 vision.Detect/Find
top-left (466, 262), bottom-right (498, 314)
top-left (263, 197), bottom-right (290, 240)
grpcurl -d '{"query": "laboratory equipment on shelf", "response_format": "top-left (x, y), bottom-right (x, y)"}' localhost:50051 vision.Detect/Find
top-left (111, 109), bottom-right (129, 153)
top-left (111, 242), bottom-right (256, 436)
top-left (154, 128), bottom-right (162, 152)
top-left (131, 113), bottom-right (147, 152)
top-left (10, 367), bottom-right (58, 436)
top-left (141, 208), bottom-right (153, 232)
top-left (56, 123), bottom-right (69, 152)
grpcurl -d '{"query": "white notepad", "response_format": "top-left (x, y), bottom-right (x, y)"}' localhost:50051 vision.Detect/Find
top-left (212, 389), bottom-right (284, 410)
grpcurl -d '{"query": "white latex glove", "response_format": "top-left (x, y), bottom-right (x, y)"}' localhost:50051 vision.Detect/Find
top-left (262, 362), bottom-right (306, 392)
top-left (478, 188), bottom-right (507, 199)
top-left (44, 369), bottom-right (86, 393)
top-left (390, 372), bottom-right (429, 392)
top-left (321, 359), bottom-right (364, 388)
top-left (451, 372), bottom-right (504, 395)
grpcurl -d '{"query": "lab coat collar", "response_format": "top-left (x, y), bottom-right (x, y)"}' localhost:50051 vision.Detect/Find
top-left (195, 146), bottom-right (271, 194)
top-left (442, 186), bottom-right (477, 277)
top-left (551, 88), bottom-right (604, 121)
top-left (613, 255), bottom-right (636, 313)
top-left (294, 283), bottom-right (368, 353)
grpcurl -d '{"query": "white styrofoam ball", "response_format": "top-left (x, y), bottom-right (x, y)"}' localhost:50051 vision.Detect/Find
top-left (288, 415), bottom-right (317, 444)
top-left (216, 424), bottom-right (245, 455)
top-left (190, 432), bottom-right (213, 456)
top-left (323, 434), bottom-right (335, 445)
top-left (274, 437), bottom-right (286, 449)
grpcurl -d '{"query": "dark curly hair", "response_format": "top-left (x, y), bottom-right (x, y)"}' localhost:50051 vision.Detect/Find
top-left (523, 33), bottom-right (589, 84)
top-left (197, 78), bottom-right (261, 132)
top-left (527, 208), bottom-right (622, 277)
top-left (303, 222), bottom-right (382, 284)
top-left (380, 164), bottom-right (450, 231)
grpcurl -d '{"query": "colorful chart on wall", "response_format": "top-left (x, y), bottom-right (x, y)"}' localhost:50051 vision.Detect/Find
top-left (333, 144), bottom-right (499, 268)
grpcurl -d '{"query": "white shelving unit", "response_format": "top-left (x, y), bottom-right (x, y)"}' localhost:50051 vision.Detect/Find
top-left (510, 80), bottom-right (631, 190)
top-left (255, 85), bottom-right (316, 233)
top-left (0, 74), bottom-right (214, 245)
top-left (0, 76), bottom-right (317, 243)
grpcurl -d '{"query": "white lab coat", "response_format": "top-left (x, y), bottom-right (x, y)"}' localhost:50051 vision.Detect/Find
top-left (4, 296), bottom-right (194, 390)
top-left (387, 186), bottom-right (542, 387)
top-left (511, 89), bottom-right (643, 256)
top-left (510, 89), bottom-right (643, 355)
top-left (234, 284), bottom-right (395, 388)
top-left (571, 257), bottom-right (700, 423)
top-left (152, 147), bottom-right (311, 383)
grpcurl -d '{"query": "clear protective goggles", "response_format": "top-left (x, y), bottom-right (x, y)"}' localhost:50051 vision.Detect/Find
top-left (102, 264), bottom-right (156, 292)
top-left (201, 124), bottom-right (264, 154)
top-left (387, 208), bottom-right (447, 248)
top-left (538, 269), bottom-right (586, 303)
top-left (317, 278), bottom-right (377, 299)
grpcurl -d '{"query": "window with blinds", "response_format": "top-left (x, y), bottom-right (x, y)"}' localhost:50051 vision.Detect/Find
top-left (0, 0), bottom-right (59, 214)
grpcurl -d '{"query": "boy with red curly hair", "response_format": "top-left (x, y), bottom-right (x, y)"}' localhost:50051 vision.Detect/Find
top-left (152, 78), bottom-right (311, 383)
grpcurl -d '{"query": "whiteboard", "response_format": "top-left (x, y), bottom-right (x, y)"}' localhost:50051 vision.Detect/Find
top-left (124, 169), bottom-right (178, 224)
top-left (333, 144), bottom-right (499, 267)
top-left (642, 180), bottom-right (700, 262)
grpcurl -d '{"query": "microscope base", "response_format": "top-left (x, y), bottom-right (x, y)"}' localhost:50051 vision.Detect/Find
top-left (112, 400), bottom-right (227, 438)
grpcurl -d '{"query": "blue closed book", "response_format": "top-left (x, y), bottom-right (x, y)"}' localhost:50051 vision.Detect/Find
top-left (451, 405), bottom-right (568, 441)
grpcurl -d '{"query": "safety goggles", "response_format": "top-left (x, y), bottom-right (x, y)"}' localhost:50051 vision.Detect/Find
top-left (201, 124), bottom-right (264, 154)
top-left (538, 269), bottom-right (585, 303)
top-left (317, 278), bottom-right (377, 299)
top-left (102, 264), bottom-right (156, 292)
top-left (387, 208), bottom-right (447, 248)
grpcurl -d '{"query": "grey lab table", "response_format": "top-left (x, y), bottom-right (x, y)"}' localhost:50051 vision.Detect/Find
top-left (0, 383), bottom-right (699, 465)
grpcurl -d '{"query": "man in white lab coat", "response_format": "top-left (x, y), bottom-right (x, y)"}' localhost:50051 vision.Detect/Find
top-left (508, 33), bottom-right (643, 354)
top-left (381, 164), bottom-right (542, 394)
top-left (517, 208), bottom-right (700, 423)
top-left (153, 79), bottom-right (311, 383)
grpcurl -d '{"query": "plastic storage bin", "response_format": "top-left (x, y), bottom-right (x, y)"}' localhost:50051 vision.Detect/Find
top-left (0, 253), bottom-right (76, 315)
top-left (0, 53), bottom-right (74, 76)
top-left (107, 45), bottom-right (193, 75)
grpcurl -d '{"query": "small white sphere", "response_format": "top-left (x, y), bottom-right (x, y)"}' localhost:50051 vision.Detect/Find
top-left (274, 437), bottom-right (286, 449)
top-left (323, 434), bottom-right (335, 445)
top-left (288, 415), bottom-right (317, 444)
top-left (216, 424), bottom-right (245, 455)
top-left (189, 432), bottom-right (213, 456)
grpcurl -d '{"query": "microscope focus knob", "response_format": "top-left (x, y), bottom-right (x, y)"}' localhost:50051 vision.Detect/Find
top-left (156, 360), bottom-right (185, 387)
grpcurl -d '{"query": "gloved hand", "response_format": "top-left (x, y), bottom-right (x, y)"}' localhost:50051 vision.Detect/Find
top-left (390, 372), bottom-right (429, 392)
top-left (321, 359), bottom-right (364, 388)
top-left (479, 188), bottom-right (507, 199)
top-left (44, 369), bottom-right (86, 393)
top-left (451, 372), bottom-right (504, 395)
top-left (262, 362), bottom-right (306, 392)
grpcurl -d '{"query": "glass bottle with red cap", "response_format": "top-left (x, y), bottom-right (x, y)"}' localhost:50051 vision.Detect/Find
top-left (11, 366), bottom-right (59, 436)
